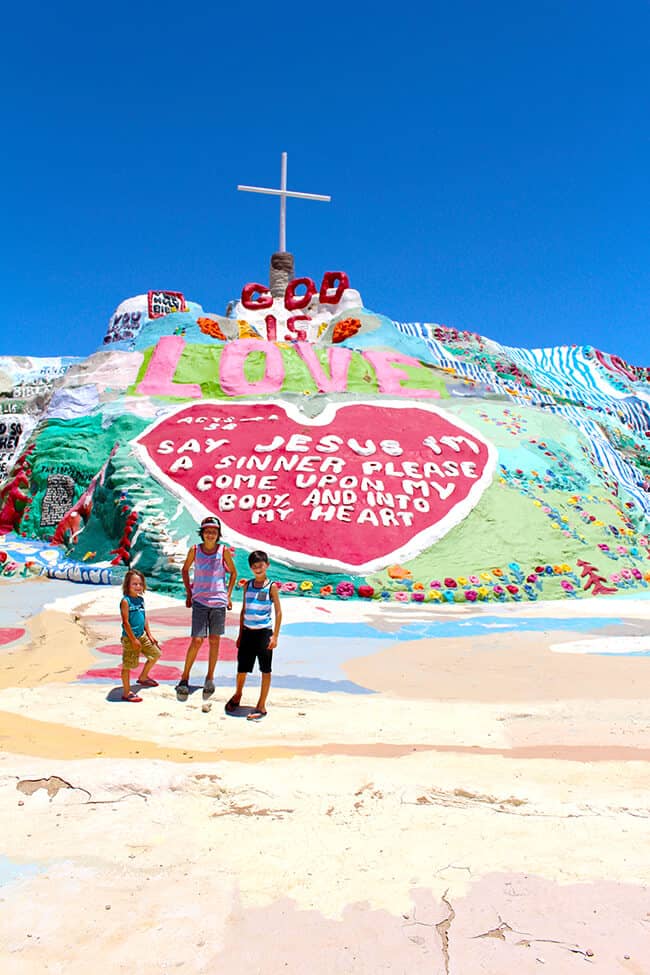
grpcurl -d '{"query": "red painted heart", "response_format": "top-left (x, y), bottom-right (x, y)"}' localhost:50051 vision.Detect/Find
top-left (134, 400), bottom-right (496, 572)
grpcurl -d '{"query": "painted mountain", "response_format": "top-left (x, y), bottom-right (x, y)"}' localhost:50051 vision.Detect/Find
top-left (1, 270), bottom-right (649, 605)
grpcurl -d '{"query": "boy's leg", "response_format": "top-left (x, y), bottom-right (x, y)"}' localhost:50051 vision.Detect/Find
top-left (138, 638), bottom-right (161, 684)
top-left (205, 635), bottom-right (221, 682)
top-left (121, 665), bottom-right (132, 697)
top-left (255, 672), bottom-right (271, 714)
top-left (121, 640), bottom-right (142, 701)
top-left (180, 637), bottom-right (203, 682)
top-left (226, 672), bottom-right (247, 711)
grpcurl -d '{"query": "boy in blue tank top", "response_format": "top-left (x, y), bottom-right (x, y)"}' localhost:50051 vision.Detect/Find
top-left (226, 550), bottom-right (282, 720)
top-left (176, 515), bottom-right (237, 700)
top-left (120, 569), bottom-right (161, 702)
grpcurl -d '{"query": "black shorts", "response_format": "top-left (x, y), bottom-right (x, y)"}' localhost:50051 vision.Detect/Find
top-left (238, 627), bottom-right (273, 674)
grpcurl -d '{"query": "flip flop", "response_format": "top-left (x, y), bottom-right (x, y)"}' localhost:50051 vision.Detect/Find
top-left (137, 678), bottom-right (159, 687)
top-left (247, 709), bottom-right (267, 721)
top-left (225, 697), bottom-right (240, 713)
top-left (122, 692), bottom-right (142, 702)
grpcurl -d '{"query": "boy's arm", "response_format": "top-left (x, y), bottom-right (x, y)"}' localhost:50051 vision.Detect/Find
top-left (268, 583), bottom-right (282, 650)
top-left (143, 619), bottom-right (159, 645)
top-left (120, 598), bottom-right (141, 648)
top-left (181, 546), bottom-right (196, 608)
top-left (236, 581), bottom-right (247, 648)
top-left (223, 548), bottom-right (237, 610)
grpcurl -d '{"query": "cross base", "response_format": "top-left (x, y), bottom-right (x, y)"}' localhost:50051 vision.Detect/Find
top-left (270, 251), bottom-right (295, 298)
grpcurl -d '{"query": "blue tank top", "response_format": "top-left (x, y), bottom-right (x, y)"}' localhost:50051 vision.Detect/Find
top-left (192, 544), bottom-right (227, 607)
top-left (243, 580), bottom-right (273, 629)
top-left (121, 594), bottom-right (145, 638)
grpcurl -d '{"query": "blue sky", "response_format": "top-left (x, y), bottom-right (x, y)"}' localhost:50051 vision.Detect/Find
top-left (2, 1), bottom-right (649, 363)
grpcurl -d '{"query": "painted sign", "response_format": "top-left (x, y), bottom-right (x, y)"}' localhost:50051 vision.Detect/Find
top-left (148, 291), bottom-right (186, 319)
top-left (134, 400), bottom-right (496, 572)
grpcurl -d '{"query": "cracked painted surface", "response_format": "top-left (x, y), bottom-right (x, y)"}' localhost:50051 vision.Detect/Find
top-left (1, 581), bottom-right (650, 971)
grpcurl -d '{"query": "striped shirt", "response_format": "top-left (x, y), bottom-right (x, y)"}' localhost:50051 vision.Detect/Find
top-left (243, 580), bottom-right (273, 629)
top-left (191, 544), bottom-right (227, 607)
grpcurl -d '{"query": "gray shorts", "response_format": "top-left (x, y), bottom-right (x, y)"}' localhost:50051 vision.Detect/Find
top-left (191, 601), bottom-right (226, 638)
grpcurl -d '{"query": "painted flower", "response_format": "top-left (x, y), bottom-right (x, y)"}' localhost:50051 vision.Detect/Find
top-left (358, 585), bottom-right (374, 598)
top-left (319, 585), bottom-right (333, 597)
top-left (620, 569), bottom-right (632, 580)
top-left (444, 577), bottom-right (457, 589)
top-left (469, 575), bottom-right (480, 585)
top-left (544, 565), bottom-right (554, 575)
top-left (493, 586), bottom-right (506, 598)
top-left (477, 586), bottom-right (490, 599)
top-left (412, 591), bottom-right (425, 602)
top-left (336, 582), bottom-right (355, 599)
top-left (280, 581), bottom-right (298, 593)
top-left (508, 562), bottom-right (522, 573)
top-left (492, 568), bottom-right (503, 577)
top-left (506, 584), bottom-right (519, 595)
top-left (610, 573), bottom-right (621, 584)
top-left (394, 591), bottom-right (410, 602)
top-left (413, 582), bottom-right (424, 591)
top-left (427, 590), bottom-right (443, 602)
top-left (616, 546), bottom-right (628, 555)
top-left (526, 573), bottom-right (538, 584)
top-left (632, 569), bottom-right (642, 580)
top-left (464, 589), bottom-right (478, 601)
top-left (480, 572), bottom-right (492, 582)
top-left (299, 580), bottom-right (313, 592)
top-left (560, 580), bottom-right (574, 591)
top-left (443, 589), bottom-right (456, 603)
top-left (430, 580), bottom-right (442, 589)
top-left (457, 576), bottom-right (468, 586)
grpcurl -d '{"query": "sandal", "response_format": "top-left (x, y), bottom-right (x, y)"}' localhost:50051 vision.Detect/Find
top-left (225, 697), bottom-right (240, 713)
top-left (122, 692), bottom-right (142, 702)
top-left (137, 677), bottom-right (159, 687)
top-left (247, 709), bottom-right (267, 721)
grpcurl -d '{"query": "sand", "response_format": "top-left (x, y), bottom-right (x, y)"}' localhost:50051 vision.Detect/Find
top-left (1, 579), bottom-right (650, 972)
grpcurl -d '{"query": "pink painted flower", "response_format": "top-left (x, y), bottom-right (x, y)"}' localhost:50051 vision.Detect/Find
top-left (394, 591), bottom-right (410, 602)
top-left (620, 568), bottom-right (632, 580)
top-left (561, 580), bottom-right (573, 590)
top-left (336, 581), bottom-right (355, 599)
top-left (493, 585), bottom-right (505, 596)
top-left (610, 573), bottom-right (621, 584)
top-left (469, 575), bottom-right (480, 585)
top-left (526, 573), bottom-right (538, 584)
top-left (444, 577), bottom-right (457, 588)
top-left (430, 580), bottom-right (442, 589)
top-left (464, 589), bottom-right (478, 601)
top-left (412, 591), bottom-right (425, 602)
top-left (632, 568), bottom-right (642, 580)
top-left (616, 546), bottom-right (628, 555)
top-left (279, 581), bottom-right (298, 592)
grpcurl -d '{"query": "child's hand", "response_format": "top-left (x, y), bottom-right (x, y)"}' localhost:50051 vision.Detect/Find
top-left (227, 598), bottom-right (232, 610)
top-left (185, 595), bottom-right (192, 608)
top-left (268, 636), bottom-right (277, 650)
top-left (133, 637), bottom-right (142, 650)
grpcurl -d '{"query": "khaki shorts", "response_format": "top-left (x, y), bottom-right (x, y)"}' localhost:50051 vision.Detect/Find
top-left (121, 633), bottom-right (161, 671)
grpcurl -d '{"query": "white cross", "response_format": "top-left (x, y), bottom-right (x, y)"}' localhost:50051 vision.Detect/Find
top-left (237, 152), bottom-right (331, 253)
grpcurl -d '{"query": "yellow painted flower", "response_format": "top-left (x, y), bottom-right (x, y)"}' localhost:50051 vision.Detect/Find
top-left (477, 586), bottom-right (490, 599)
top-left (300, 580), bottom-right (313, 592)
top-left (533, 500), bottom-right (542, 507)
top-left (457, 576), bottom-right (468, 586)
top-left (427, 590), bottom-right (443, 602)
top-left (560, 563), bottom-right (571, 573)
top-left (480, 572), bottom-right (492, 582)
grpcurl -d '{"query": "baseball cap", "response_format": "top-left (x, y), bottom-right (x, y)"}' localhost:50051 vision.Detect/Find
top-left (199, 515), bottom-right (221, 531)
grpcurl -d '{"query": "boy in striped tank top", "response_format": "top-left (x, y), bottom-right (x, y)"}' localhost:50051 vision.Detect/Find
top-left (226, 550), bottom-right (282, 720)
top-left (176, 515), bottom-right (237, 700)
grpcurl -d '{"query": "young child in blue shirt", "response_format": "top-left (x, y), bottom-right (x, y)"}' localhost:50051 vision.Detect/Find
top-left (120, 569), bottom-right (161, 702)
top-left (226, 550), bottom-right (282, 720)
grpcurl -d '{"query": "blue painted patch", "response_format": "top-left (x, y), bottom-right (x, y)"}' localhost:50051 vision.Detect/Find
top-left (283, 616), bottom-right (627, 642)
top-left (0, 856), bottom-right (41, 887)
